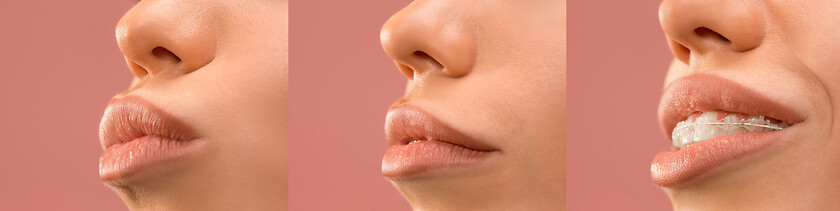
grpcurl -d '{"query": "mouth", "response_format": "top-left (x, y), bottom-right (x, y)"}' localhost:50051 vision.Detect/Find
top-left (670, 110), bottom-right (790, 149)
top-left (382, 105), bottom-right (500, 180)
top-left (98, 96), bottom-right (205, 184)
top-left (653, 74), bottom-right (805, 187)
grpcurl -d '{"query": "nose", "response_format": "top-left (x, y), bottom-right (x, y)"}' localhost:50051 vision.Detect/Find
top-left (380, 0), bottom-right (478, 80)
top-left (659, 0), bottom-right (767, 63)
top-left (116, 0), bottom-right (217, 78)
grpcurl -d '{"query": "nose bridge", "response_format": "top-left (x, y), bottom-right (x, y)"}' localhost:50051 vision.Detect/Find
top-left (380, 0), bottom-right (478, 79)
top-left (116, 0), bottom-right (217, 77)
top-left (660, 0), bottom-right (767, 62)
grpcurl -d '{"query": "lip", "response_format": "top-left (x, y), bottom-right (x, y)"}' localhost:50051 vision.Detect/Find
top-left (653, 74), bottom-right (805, 187)
top-left (98, 96), bottom-right (205, 184)
top-left (382, 105), bottom-right (500, 179)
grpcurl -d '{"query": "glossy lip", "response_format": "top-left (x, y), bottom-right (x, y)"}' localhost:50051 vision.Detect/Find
top-left (653, 74), bottom-right (805, 187)
top-left (382, 105), bottom-right (500, 180)
top-left (98, 96), bottom-right (205, 185)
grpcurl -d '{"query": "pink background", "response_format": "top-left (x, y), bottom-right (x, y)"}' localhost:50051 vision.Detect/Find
top-left (567, 0), bottom-right (674, 210)
top-left (0, 1), bottom-right (135, 210)
top-left (288, 0), bottom-right (413, 210)
top-left (2, 0), bottom-right (676, 210)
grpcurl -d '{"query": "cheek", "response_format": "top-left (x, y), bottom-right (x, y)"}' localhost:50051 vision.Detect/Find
top-left (771, 1), bottom-right (840, 85)
top-left (195, 56), bottom-right (286, 143)
top-left (503, 66), bottom-right (565, 145)
top-left (773, 2), bottom-right (840, 135)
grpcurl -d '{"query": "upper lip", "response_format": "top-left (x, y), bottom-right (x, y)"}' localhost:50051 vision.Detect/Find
top-left (99, 96), bottom-right (198, 150)
top-left (385, 105), bottom-right (498, 152)
top-left (658, 74), bottom-right (805, 144)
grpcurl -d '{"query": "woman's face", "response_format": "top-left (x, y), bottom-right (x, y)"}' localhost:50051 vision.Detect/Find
top-left (380, 0), bottom-right (566, 209)
top-left (656, 0), bottom-right (840, 209)
top-left (99, 0), bottom-right (287, 210)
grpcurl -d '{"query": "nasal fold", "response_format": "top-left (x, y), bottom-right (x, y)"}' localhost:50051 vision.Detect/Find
top-left (380, 0), bottom-right (478, 79)
top-left (659, 0), bottom-right (767, 63)
top-left (116, 1), bottom-right (218, 78)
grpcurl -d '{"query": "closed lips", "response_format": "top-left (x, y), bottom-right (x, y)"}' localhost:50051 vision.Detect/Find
top-left (382, 105), bottom-right (500, 179)
top-left (99, 98), bottom-right (195, 149)
top-left (384, 108), bottom-right (496, 151)
top-left (98, 96), bottom-right (204, 183)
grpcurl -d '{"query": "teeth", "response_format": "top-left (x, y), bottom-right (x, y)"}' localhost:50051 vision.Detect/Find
top-left (408, 139), bottom-right (426, 144)
top-left (672, 111), bottom-right (789, 149)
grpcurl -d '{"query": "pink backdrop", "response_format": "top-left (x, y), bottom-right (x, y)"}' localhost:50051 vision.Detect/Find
top-left (2, 0), bottom-right (676, 210)
top-left (0, 1), bottom-right (135, 210)
top-left (288, 0), bottom-right (413, 210)
top-left (567, 0), bottom-right (674, 210)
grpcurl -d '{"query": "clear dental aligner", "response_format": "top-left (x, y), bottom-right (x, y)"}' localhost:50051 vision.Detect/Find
top-left (672, 111), bottom-right (790, 149)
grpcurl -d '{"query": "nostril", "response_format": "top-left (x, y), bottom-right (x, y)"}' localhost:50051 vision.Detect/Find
top-left (676, 43), bottom-right (690, 63)
top-left (668, 38), bottom-right (692, 64)
top-left (151, 46), bottom-right (181, 63)
top-left (412, 51), bottom-right (433, 62)
top-left (694, 27), bottom-right (730, 43)
top-left (412, 51), bottom-right (443, 71)
top-left (129, 62), bottom-right (149, 78)
top-left (396, 63), bottom-right (414, 80)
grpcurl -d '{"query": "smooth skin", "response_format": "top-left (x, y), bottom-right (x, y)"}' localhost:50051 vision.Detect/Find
top-left (659, 0), bottom-right (840, 210)
top-left (106, 0), bottom-right (288, 210)
top-left (380, 0), bottom-right (566, 210)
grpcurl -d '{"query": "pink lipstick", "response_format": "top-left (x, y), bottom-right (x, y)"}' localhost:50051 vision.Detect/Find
top-left (653, 74), bottom-right (804, 187)
top-left (382, 105), bottom-right (500, 179)
top-left (98, 96), bottom-right (205, 184)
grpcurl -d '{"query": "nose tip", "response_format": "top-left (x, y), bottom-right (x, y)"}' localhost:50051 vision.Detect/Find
top-left (379, 0), bottom-right (477, 79)
top-left (659, 0), bottom-right (767, 63)
top-left (115, 0), bottom-right (217, 78)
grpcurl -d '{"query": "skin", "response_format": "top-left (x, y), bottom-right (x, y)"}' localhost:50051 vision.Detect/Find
top-left (659, 0), bottom-right (840, 209)
top-left (105, 0), bottom-right (287, 210)
top-left (380, 0), bottom-right (566, 210)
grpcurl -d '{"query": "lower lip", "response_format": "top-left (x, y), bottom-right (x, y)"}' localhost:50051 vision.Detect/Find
top-left (99, 136), bottom-right (204, 182)
top-left (382, 140), bottom-right (498, 179)
top-left (651, 125), bottom-right (798, 187)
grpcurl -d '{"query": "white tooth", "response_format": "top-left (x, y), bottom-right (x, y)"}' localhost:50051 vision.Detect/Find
top-left (721, 114), bottom-right (747, 136)
top-left (723, 125), bottom-right (747, 137)
top-left (723, 114), bottom-right (738, 124)
top-left (670, 111), bottom-right (790, 149)
top-left (745, 115), bottom-right (766, 132)
top-left (721, 123), bottom-right (747, 136)
top-left (747, 115), bottom-right (765, 124)
top-left (672, 121), bottom-right (686, 147)
top-left (680, 126), bottom-right (694, 148)
top-left (693, 122), bottom-right (721, 143)
top-left (699, 111), bottom-right (719, 122)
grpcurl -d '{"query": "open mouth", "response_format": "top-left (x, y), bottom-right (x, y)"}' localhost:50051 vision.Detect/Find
top-left (652, 74), bottom-right (805, 187)
top-left (671, 110), bottom-right (790, 149)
